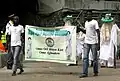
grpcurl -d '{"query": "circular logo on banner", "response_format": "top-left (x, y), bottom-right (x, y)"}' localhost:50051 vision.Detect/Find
top-left (45, 37), bottom-right (54, 47)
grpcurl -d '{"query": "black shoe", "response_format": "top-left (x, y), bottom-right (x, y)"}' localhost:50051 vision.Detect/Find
top-left (7, 63), bottom-right (13, 70)
top-left (94, 73), bottom-right (98, 76)
top-left (90, 61), bottom-right (93, 67)
top-left (79, 74), bottom-right (88, 78)
top-left (12, 71), bottom-right (16, 76)
top-left (76, 61), bottom-right (78, 66)
top-left (18, 69), bottom-right (24, 74)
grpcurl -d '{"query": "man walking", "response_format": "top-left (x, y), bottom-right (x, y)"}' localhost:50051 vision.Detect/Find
top-left (79, 10), bottom-right (100, 78)
top-left (6, 14), bottom-right (15, 69)
top-left (7, 16), bottom-right (24, 76)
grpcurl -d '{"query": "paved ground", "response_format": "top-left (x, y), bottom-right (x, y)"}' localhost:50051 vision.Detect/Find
top-left (0, 60), bottom-right (120, 81)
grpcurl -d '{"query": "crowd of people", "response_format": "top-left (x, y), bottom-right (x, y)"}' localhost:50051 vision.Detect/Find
top-left (0, 10), bottom-right (119, 78)
top-left (63, 10), bottom-right (119, 78)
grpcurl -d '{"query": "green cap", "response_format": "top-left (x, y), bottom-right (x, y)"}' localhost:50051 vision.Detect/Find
top-left (101, 13), bottom-right (113, 23)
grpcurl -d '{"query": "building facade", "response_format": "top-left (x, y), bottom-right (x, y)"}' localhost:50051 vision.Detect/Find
top-left (65, 0), bottom-right (120, 10)
top-left (39, 0), bottom-right (120, 14)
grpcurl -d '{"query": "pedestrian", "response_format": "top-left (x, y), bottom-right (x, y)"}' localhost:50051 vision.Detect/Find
top-left (63, 15), bottom-right (72, 66)
top-left (100, 13), bottom-right (119, 67)
top-left (7, 16), bottom-right (24, 76)
top-left (6, 14), bottom-right (15, 34)
top-left (79, 10), bottom-right (100, 78)
top-left (76, 28), bottom-right (85, 60)
top-left (63, 15), bottom-right (78, 66)
top-left (6, 14), bottom-right (15, 69)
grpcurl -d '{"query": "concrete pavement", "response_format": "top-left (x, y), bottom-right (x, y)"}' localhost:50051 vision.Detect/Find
top-left (0, 61), bottom-right (120, 81)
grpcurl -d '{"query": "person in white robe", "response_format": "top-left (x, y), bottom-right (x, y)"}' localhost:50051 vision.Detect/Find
top-left (76, 31), bottom-right (85, 59)
top-left (107, 23), bottom-right (119, 67)
top-left (100, 13), bottom-right (119, 67)
top-left (63, 15), bottom-right (74, 66)
top-left (6, 14), bottom-right (15, 34)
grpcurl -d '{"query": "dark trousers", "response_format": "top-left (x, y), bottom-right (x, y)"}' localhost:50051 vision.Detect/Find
top-left (7, 44), bottom-right (13, 69)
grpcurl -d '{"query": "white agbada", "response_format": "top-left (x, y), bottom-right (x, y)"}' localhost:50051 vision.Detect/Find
top-left (76, 31), bottom-right (85, 57)
top-left (100, 23), bottom-right (112, 66)
top-left (64, 20), bottom-right (73, 61)
top-left (100, 23), bottom-right (118, 67)
top-left (64, 21), bottom-right (72, 56)
top-left (107, 24), bottom-right (118, 67)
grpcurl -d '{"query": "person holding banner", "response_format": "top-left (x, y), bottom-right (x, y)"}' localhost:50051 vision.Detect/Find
top-left (79, 10), bottom-right (100, 78)
top-left (7, 16), bottom-right (24, 76)
top-left (64, 15), bottom-right (72, 66)
top-left (63, 15), bottom-right (78, 66)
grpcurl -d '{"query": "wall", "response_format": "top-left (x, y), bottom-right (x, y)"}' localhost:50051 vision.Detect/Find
top-left (38, 0), bottom-right (65, 14)
top-left (90, 1), bottom-right (120, 10)
top-left (64, 0), bottom-right (120, 10)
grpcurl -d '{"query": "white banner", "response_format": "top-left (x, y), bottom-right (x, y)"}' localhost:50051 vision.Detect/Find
top-left (25, 25), bottom-right (76, 64)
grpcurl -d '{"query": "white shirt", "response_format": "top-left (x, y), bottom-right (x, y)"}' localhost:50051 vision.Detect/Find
top-left (8, 25), bottom-right (24, 46)
top-left (6, 20), bottom-right (14, 34)
top-left (84, 19), bottom-right (99, 44)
